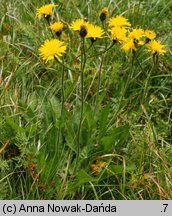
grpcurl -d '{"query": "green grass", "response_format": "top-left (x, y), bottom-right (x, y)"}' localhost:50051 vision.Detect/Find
top-left (0, 0), bottom-right (172, 200)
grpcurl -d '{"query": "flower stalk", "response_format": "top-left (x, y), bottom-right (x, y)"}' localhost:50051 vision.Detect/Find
top-left (75, 37), bottom-right (87, 172)
top-left (50, 57), bottom-right (65, 161)
top-left (143, 54), bottom-right (158, 100)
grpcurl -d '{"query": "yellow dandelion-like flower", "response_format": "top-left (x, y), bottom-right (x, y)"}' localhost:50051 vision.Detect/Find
top-left (109, 15), bottom-right (131, 28)
top-left (50, 22), bottom-right (64, 35)
top-left (70, 19), bottom-right (90, 37)
top-left (36, 4), bottom-right (57, 18)
top-left (144, 29), bottom-right (156, 41)
top-left (70, 19), bottom-right (89, 31)
top-left (86, 24), bottom-right (104, 42)
top-left (147, 40), bottom-right (166, 55)
top-left (100, 7), bottom-right (108, 22)
top-left (122, 39), bottom-right (137, 53)
top-left (39, 39), bottom-right (67, 63)
top-left (108, 27), bottom-right (127, 43)
top-left (129, 28), bottom-right (144, 40)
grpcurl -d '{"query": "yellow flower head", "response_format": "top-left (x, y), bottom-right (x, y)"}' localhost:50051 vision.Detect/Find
top-left (70, 19), bottom-right (89, 31)
top-left (147, 40), bottom-right (166, 55)
top-left (86, 24), bottom-right (104, 42)
top-left (144, 30), bottom-right (156, 40)
top-left (108, 27), bottom-right (127, 43)
top-left (100, 7), bottom-right (108, 22)
top-left (122, 39), bottom-right (137, 53)
top-left (39, 39), bottom-right (67, 63)
top-left (109, 15), bottom-right (131, 28)
top-left (129, 28), bottom-right (144, 40)
top-left (50, 22), bottom-right (64, 35)
top-left (36, 4), bottom-right (57, 18)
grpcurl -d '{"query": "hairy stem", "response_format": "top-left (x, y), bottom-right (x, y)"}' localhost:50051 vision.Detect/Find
top-left (75, 37), bottom-right (86, 172)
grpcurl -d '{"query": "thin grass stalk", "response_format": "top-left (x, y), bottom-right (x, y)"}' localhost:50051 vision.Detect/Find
top-left (87, 42), bottom-right (114, 59)
top-left (94, 20), bottom-right (106, 112)
top-left (84, 43), bottom-right (114, 102)
top-left (94, 41), bottom-right (115, 112)
top-left (69, 43), bottom-right (93, 64)
top-left (107, 53), bottom-right (135, 130)
top-left (123, 52), bottom-right (135, 96)
top-left (94, 53), bottom-right (105, 112)
top-left (143, 54), bottom-right (158, 100)
top-left (61, 57), bottom-right (65, 120)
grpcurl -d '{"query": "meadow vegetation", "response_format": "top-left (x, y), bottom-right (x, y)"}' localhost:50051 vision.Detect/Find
top-left (0, 0), bottom-right (172, 199)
